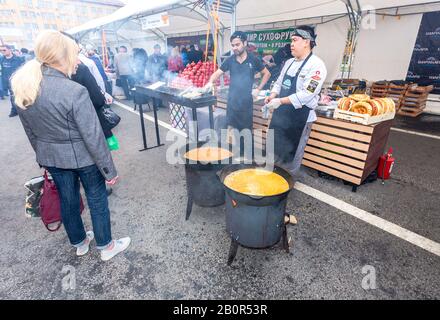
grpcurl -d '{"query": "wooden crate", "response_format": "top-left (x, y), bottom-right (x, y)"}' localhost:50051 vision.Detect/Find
top-left (334, 108), bottom-right (395, 125)
top-left (302, 116), bottom-right (393, 186)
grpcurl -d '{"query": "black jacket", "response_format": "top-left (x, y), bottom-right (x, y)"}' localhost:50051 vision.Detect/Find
top-left (71, 63), bottom-right (113, 138)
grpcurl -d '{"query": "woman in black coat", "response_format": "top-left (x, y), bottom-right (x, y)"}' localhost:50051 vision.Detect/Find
top-left (72, 62), bottom-right (114, 139)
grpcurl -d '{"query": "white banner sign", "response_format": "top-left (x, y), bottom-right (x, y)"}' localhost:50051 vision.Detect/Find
top-left (141, 12), bottom-right (170, 30)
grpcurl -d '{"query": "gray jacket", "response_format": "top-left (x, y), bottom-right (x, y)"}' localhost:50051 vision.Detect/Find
top-left (114, 52), bottom-right (133, 77)
top-left (18, 67), bottom-right (117, 180)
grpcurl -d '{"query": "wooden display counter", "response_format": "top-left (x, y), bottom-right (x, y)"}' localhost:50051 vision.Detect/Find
top-left (302, 116), bottom-right (393, 188)
top-left (216, 93), bottom-right (393, 190)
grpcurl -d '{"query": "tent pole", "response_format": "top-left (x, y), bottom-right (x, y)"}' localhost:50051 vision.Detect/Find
top-left (340, 0), bottom-right (361, 81)
top-left (205, 1), bottom-right (222, 67)
top-left (231, 0), bottom-right (237, 34)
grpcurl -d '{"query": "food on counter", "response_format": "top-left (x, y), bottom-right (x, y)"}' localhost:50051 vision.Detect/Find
top-left (337, 94), bottom-right (396, 116)
top-left (184, 147), bottom-right (233, 162)
top-left (182, 91), bottom-right (202, 99)
top-left (170, 61), bottom-right (230, 89)
top-left (349, 94), bottom-right (370, 102)
top-left (378, 98), bottom-right (396, 113)
top-left (337, 97), bottom-right (354, 111)
top-left (368, 99), bottom-right (383, 116)
top-left (224, 168), bottom-right (290, 197)
top-left (351, 101), bottom-right (373, 115)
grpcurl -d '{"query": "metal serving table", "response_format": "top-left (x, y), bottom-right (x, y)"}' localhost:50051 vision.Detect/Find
top-left (135, 85), bottom-right (217, 144)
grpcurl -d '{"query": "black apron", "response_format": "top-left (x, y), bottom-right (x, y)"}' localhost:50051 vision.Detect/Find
top-left (227, 57), bottom-right (256, 132)
top-left (269, 53), bottom-right (313, 164)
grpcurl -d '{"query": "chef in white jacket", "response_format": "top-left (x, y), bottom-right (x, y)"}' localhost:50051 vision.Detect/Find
top-left (265, 25), bottom-right (327, 176)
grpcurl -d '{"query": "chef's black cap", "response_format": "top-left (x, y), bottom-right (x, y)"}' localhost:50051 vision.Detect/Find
top-left (230, 31), bottom-right (247, 43)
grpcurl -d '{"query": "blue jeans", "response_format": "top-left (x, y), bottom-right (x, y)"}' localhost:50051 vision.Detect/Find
top-left (46, 165), bottom-right (112, 249)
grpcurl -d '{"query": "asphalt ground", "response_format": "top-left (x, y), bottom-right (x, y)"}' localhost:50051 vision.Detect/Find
top-left (0, 98), bottom-right (439, 300)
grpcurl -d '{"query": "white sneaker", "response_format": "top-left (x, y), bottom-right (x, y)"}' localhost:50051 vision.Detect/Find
top-left (100, 237), bottom-right (131, 261)
top-left (76, 231), bottom-right (94, 256)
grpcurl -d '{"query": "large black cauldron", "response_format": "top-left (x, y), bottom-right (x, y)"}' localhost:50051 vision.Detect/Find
top-left (181, 142), bottom-right (233, 220)
top-left (219, 164), bottom-right (295, 265)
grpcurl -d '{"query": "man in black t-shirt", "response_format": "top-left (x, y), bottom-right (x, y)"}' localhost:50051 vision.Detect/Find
top-left (206, 31), bottom-right (271, 133)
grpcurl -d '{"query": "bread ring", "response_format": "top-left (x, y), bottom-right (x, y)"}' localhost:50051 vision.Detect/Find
top-left (351, 101), bottom-right (373, 115)
top-left (378, 98), bottom-right (392, 114)
top-left (383, 98), bottom-right (396, 113)
top-left (338, 97), bottom-right (354, 111)
top-left (377, 98), bottom-right (388, 114)
top-left (373, 99), bottom-right (386, 115)
top-left (368, 100), bottom-right (383, 116)
top-left (349, 94), bottom-right (370, 102)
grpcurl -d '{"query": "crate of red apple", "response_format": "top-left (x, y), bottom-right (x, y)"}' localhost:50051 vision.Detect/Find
top-left (170, 61), bottom-right (230, 89)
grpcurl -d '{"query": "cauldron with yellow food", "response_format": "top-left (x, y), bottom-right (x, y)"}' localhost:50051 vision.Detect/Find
top-left (219, 164), bottom-right (295, 265)
top-left (181, 142), bottom-right (233, 220)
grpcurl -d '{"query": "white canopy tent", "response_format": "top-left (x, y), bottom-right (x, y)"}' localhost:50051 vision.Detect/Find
top-left (68, 0), bottom-right (440, 84)
top-left (68, 0), bottom-right (440, 36)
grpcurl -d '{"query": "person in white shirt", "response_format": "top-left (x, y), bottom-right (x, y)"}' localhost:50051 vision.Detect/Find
top-left (265, 25), bottom-right (327, 176)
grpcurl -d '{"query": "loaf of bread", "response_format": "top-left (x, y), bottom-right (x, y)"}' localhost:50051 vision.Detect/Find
top-left (337, 97), bottom-right (354, 111)
top-left (338, 94), bottom-right (396, 116)
top-left (351, 101), bottom-right (373, 115)
top-left (349, 94), bottom-right (370, 102)
top-left (368, 99), bottom-right (383, 116)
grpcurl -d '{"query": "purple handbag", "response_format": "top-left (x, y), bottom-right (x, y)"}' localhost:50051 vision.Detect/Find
top-left (39, 170), bottom-right (84, 232)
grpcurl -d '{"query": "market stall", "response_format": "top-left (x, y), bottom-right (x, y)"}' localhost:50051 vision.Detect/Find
top-left (66, 0), bottom-right (440, 263)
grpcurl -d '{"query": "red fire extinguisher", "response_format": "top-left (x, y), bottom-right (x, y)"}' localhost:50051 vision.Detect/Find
top-left (377, 147), bottom-right (395, 183)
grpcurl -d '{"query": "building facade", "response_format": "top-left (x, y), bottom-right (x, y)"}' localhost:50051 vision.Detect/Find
top-left (0, 0), bottom-right (123, 49)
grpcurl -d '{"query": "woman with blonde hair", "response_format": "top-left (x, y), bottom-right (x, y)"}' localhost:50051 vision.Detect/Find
top-left (11, 30), bottom-right (130, 261)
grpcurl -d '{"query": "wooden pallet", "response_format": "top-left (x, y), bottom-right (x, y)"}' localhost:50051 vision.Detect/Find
top-left (397, 85), bottom-right (433, 117)
top-left (302, 117), bottom-right (393, 186)
top-left (387, 83), bottom-right (409, 111)
top-left (371, 81), bottom-right (389, 98)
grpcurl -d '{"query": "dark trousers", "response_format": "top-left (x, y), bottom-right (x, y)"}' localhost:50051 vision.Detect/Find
top-left (46, 165), bottom-right (112, 248)
top-left (9, 93), bottom-right (17, 115)
top-left (119, 75), bottom-right (133, 100)
top-left (3, 82), bottom-right (17, 115)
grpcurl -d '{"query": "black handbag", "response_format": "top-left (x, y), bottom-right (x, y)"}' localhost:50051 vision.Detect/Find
top-left (99, 106), bottom-right (121, 130)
